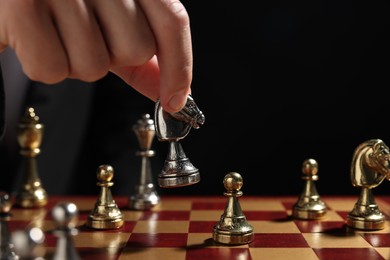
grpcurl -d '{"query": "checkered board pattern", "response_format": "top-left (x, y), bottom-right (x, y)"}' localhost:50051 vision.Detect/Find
top-left (7, 195), bottom-right (390, 260)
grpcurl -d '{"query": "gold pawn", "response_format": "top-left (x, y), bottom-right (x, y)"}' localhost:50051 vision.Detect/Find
top-left (86, 165), bottom-right (124, 229)
top-left (212, 172), bottom-right (254, 245)
top-left (16, 107), bottom-right (47, 208)
top-left (292, 158), bottom-right (327, 219)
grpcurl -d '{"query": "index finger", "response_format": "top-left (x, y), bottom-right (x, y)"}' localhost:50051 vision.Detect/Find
top-left (136, 0), bottom-right (193, 113)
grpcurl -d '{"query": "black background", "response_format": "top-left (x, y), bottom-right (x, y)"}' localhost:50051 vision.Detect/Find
top-left (161, 0), bottom-right (390, 196)
top-left (2, 0), bottom-right (390, 197)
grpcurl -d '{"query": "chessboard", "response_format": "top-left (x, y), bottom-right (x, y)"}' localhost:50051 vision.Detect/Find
top-left (7, 195), bottom-right (390, 260)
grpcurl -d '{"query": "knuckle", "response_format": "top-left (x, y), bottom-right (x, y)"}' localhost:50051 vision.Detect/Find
top-left (25, 64), bottom-right (68, 84)
top-left (71, 62), bottom-right (109, 82)
top-left (164, 0), bottom-right (190, 28)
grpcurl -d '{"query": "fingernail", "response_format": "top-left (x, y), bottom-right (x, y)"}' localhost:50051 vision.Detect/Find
top-left (168, 92), bottom-right (187, 112)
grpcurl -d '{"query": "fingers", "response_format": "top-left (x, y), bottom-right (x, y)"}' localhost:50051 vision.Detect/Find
top-left (136, 0), bottom-right (193, 113)
top-left (110, 55), bottom-right (160, 101)
top-left (91, 0), bottom-right (156, 67)
top-left (48, 0), bottom-right (110, 82)
top-left (0, 1), bottom-right (69, 83)
top-left (0, 0), bottom-right (156, 84)
top-left (0, 0), bottom-right (193, 114)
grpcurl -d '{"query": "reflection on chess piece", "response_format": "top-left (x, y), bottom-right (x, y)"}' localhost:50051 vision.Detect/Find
top-left (51, 202), bottom-right (81, 260)
top-left (128, 114), bottom-right (160, 210)
top-left (347, 139), bottom-right (390, 230)
top-left (154, 95), bottom-right (205, 188)
top-left (16, 107), bottom-right (47, 208)
top-left (86, 165), bottom-right (124, 229)
top-left (11, 227), bottom-right (45, 259)
top-left (0, 192), bottom-right (18, 259)
top-left (212, 172), bottom-right (254, 245)
top-left (292, 158), bottom-right (327, 220)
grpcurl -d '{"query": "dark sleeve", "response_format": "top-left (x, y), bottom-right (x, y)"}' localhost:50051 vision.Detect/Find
top-left (0, 62), bottom-right (5, 140)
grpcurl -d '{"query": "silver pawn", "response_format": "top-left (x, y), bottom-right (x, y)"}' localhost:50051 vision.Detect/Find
top-left (292, 158), bottom-right (327, 220)
top-left (0, 192), bottom-right (18, 260)
top-left (212, 172), bottom-right (254, 245)
top-left (11, 227), bottom-right (45, 260)
top-left (128, 114), bottom-right (160, 210)
top-left (51, 202), bottom-right (81, 260)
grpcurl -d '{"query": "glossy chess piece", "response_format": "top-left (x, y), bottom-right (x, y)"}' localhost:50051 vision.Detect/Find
top-left (128, 114), bottom-right (160, 210)
top-left (86, 165), bottom-right (124, 229)
top-left (154, 95), bottom-right (205, 188)
top-left (15, 107), bottom-right (47, 208)
top-left (212, 172), bottom-right (254, 245)
top-left (0, 192), bottom-right (18, 259)
top-left (292, 158), bottom-right (327, 220)
top-left (11, 227), bottom-right (45, 259)
top-left (347, 139), bottom-right (390, 230)
top-left (51, 202), bottom-right (81, 260)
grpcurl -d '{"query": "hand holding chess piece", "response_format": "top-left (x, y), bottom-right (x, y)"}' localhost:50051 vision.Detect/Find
top-left (347, 139), bottom-right (390, 230)
top-left (292, 158), bottom-right (327, 220)
top-left (86, 165), bottom-right (124, 229)
top-left (212, 172), bottom-right (254, 245)
top-left (128, 114), bottom-right (160, 210)
top-left (15, 107), bottom-right (47, 208)
top-left (154, 95), bottom-right (205, 188)
top-left (0, 191), bottom-right (18, 259)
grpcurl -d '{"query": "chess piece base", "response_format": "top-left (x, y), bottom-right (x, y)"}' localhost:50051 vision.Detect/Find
top-left (212, 230), bottom-right (254, 245)
top-left (16, 189), bottom-right (47, 208)
top-left (158, 172), bottom-right (200, 188)
top-left (86, 217), bottom-right (124, 230)
top-left (128, 194), bottom-right (160, 210)
top-left (346, 215), bottom-right (386, 230)
top-left (292, 208), bottom-right (327, 220)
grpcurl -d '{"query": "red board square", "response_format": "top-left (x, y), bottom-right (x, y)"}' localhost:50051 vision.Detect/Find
top-left (126, 233), bottom-right (188, 247)
top-left (362, 233), bottom-right (390, 247)
top-left (77, 247), bottom-right (121, 260)
top-left (139, 211), bottom-right (190, 221)
top-left (189, 221), bottom-right (216, 233)
top-left (314, 248), bottom-right (384, 260)
top-left (8, 220), bottom-right (30, 231)
top-left (249, 234), bottom-right (309, 248)
top-left (294, 220), bottom-right (347, 233)
top-left (186, 247), bottom-right (252, 260)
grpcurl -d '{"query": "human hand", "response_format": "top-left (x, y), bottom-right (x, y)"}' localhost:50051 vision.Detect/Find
top-left (0, 0), bottom-right (192, 113)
